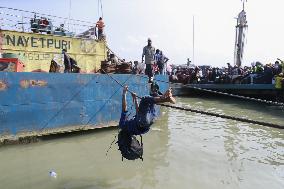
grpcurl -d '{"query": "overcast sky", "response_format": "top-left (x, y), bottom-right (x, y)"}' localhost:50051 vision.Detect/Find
top-left (1, 0), bottom-right (284, 67)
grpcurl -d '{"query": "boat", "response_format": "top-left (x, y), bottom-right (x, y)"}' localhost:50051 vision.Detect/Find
top-left (171, 1), bottom-right (284, 101)
top-left (0, 7), bottom-right (169, 143)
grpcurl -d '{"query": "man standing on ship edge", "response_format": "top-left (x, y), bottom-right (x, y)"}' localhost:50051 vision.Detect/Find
top-left (142, 38), bottom-right (155, 83)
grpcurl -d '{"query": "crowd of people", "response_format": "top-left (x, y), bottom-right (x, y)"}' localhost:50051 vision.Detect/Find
top-left (101, 37), bottom-right (284, 89)
top-left (169, 61), bottom-right (284, 87)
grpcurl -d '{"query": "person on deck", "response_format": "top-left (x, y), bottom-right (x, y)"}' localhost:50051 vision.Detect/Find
top-left (62, 49), bottom-right (80, 73)
top-left (62, 49), bottom-right (71, 73)
top-left (274, 61), bottom-right (282, 75)
top-left (142, 38), bottom-right (156, 83)
top-left (277, 58), bottom-right (284, 74)
top-left (154, 49), bottom-right (161, 75)
top-left (159, 51), bottom-right (169, 75)
top-left (119, 86), bottom-right (175, 135)
top-left (154, 49), bottom-right (161, 63)
top-left (96, 17), bottom-right (105, 40)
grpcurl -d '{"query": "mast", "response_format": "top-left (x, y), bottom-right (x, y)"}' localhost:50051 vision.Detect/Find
top-left (68, 0), bottom-right (72, 31)
top-left (234, 0), bottom-right (248, 67)
top-left (193, 15), bottom-right (195, 66)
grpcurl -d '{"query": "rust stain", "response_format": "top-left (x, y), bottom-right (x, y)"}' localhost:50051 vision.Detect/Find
top-left (20, 80), bottom-right (30, 88)
top-left (0, 80), bottom-right (7, 91)
top-left (20, 80), bottom-right (48, 88)
top-left (30, 80), bottom-right (47, 87)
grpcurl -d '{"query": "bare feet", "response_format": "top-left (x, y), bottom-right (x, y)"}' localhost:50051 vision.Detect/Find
top-left (163, 88), bottom-right (171, 98)
top-left (164, 88), bottom-right (176, 104)
top-left (168, 95), bottom-right (176, 104)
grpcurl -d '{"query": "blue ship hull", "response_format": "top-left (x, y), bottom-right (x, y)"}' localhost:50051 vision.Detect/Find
top-left (0, 73), bottom-right (168, 137)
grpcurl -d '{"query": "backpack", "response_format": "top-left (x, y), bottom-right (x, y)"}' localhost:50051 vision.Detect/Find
top-left (117, 130), bottom-right (143, 161)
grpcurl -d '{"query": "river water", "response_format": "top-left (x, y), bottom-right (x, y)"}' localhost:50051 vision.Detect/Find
top-left (0, 97), bottom-right (283, 189)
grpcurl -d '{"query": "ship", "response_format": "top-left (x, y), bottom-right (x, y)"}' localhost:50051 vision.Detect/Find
top-left (0, 7), bottom-right (169, 143)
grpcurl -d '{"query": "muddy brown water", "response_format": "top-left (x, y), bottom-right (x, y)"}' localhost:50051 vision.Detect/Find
top-left (0, 97), bottom-right (283, 189)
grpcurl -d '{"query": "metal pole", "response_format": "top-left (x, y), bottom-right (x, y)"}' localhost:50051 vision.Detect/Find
top-left (97, 0), bottom-right (99, 18)
top-left (193, 15), bottom-right (195, 65)
top-left (68, 0), bottom-right (72, 31)
top-left (21, 14), bottom-right (24, 32)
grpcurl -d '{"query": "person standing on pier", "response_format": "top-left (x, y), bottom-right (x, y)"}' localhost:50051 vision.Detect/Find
top-left (142, 38), bottom-right (155, 83)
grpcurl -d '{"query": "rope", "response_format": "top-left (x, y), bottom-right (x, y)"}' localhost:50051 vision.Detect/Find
top-left (159, 104), bottom-right (284, 129)
top-left (0, 6), bottom-right (96, 25)
top-left (135, 74), bottom-right (284, 107)
top-left (98, 46), bottom-right (284, 129)
top-left (0, 12), bottom-right (95, 29)
top-left (103, 45), bottom-right (281, 107)
top-left (101, 71), bottom-right (284, 130)
top-left (101, 69), bottom-right (142, 99)
top-left (186, 85), bottom-right (284, 107)
top-left (40, 72), bottom-right (133, 131)
top-left (39, 37), bottom-right (107, 131)
top-left (40, 75), bottom-right (98, 130)
top-left (97, 0), bottom-right (100, 19)
top-left (85, 74), bottom-right (133, 125)
top-left (100, 0), bottom-right (104, 18)
top-left (106, 45), bottom-right (124, 62)
top-left (105, 133), bottom-right (118, 156)
top-left (40, 41), bottom-right (103, 130)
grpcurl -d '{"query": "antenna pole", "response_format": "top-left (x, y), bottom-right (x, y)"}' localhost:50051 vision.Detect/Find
top-left (242, 0), bottom-right (247, 11)
top-left (68, 0), bottom-right (72, 30)
top-left (21, 14), bottom-right (24, 32)
top-left (193, 15), bottom-right (195, 65)
top-left (100, 0), bottom-right (103, 18)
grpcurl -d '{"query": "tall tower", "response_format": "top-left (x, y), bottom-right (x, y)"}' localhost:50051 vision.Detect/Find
top-left (234, 0), bottom-right (248, 67)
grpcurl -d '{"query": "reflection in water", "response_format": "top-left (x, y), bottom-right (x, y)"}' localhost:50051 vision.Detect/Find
top-left (0, 97), bottom-right (283, 189)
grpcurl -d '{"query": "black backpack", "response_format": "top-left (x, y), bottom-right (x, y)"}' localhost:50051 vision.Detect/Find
top-left (117, 130), bottom-right (143, 161)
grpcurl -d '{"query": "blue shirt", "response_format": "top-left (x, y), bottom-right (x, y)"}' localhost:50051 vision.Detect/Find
top-left (119, 111), bottom-right (150, 135)
top-left (154, 53), bottom-right (162, 63)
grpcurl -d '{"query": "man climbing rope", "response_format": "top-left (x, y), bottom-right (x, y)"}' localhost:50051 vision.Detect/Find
top-left (119, 85), bottom-right (175, 135)
top-left (117, 85), bottom-right (175, 160)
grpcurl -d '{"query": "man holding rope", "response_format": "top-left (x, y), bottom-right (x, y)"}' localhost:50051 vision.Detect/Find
top-left (117, 86), bottom-right (175, 160)
top-left (119, 86), bottom-right (175, 135)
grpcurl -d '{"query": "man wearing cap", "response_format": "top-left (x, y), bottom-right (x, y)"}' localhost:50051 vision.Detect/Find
top-left (142, 38), bottom-right (156, 83)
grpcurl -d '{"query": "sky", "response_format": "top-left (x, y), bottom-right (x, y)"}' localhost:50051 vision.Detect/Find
top-left (1, 0), bottom-right (284, 67)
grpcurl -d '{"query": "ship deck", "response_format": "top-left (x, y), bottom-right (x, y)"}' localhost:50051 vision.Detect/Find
top-left (172, 83), bottom-right (281, 97)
